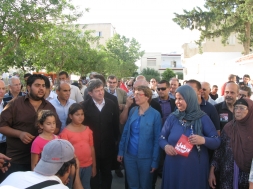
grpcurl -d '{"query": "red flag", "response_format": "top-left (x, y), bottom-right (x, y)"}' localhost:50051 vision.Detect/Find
top-left (120, 82), bottom-right (129, 92)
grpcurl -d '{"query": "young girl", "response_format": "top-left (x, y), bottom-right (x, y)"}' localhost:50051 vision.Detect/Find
top-left (60, 103), bottom-right (96, 189)
top-left (31, 110), bottom-right (58, 170)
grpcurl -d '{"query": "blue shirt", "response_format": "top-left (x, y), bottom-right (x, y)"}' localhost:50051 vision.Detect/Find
top-left (200, 98), bottom-right (220, 130)
top-left (49, 98), bottom-right (76, 131)
top-left (169, 92), bottom-right (175, 99)
top-left (3, 91), bottom-right (24, 103)
top-left (158, 98), bottom-right (172, 124)
top-left (127, 116), bottom-right (141, 156)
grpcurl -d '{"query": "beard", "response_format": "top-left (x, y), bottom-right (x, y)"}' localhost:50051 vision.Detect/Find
top-left (29, 88), bottom-right (44, 101)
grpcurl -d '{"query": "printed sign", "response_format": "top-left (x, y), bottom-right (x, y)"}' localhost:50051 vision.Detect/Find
top-left (175, 134), bottom-right (193, 157)
top-left (219, 113), bottom-right (229, 122)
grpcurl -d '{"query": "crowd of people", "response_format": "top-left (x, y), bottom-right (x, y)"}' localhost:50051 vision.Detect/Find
top-left (0, 71), bottom-right (253, 189)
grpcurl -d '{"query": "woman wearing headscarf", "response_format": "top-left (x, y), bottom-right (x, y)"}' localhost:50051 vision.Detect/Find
top-left (159, 85), bottom-right (220, 189)
top-left (209, 98), bottom-right (253, 189)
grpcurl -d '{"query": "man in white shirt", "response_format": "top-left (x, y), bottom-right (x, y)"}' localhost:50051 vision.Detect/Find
top-left (49, 82), bottom-right (75, 132)
top-left (58, 71), bottom-right (83, 103)
top-left (201, 82), bottom-right (217, 105)
top-left (0, 139), bottom-right (83, 189)
top-left (42, 75), bottom-right (57, 101)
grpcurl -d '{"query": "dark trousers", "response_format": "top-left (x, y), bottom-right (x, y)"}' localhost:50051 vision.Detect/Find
top-left (0, 142), bottom-right (7, 154)
top-left (0, 142), bottom-right (7, 183)
top-left (0, 163), bottom-right (30, 182)
top-left (152, 150), bottom-right (165, 189)
top-left (90, 156), bottom-right (113, 189)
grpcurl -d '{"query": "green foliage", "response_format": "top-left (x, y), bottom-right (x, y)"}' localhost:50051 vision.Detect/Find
top-left (175, 72), bottom-right (183, 80)
top-left (161, 68), bottom-right (176, 81)
top-left (102, 34), bottom-right (145, 78)
top-left (140, 68), bottom-right (160, 82)
top-left (0, 1), bottom-right (144, 77)
top-left (173, 0), bottom-right (253, 54)
top-left (0, 0), bottom-right (82, 61)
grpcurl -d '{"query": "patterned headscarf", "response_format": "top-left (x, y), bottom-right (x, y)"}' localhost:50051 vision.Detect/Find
top-left (172, 85), bottom-right (206, 136)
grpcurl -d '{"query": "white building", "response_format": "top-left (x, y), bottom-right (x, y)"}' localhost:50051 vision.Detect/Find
top-left (140, 52), bottom-right (183, 75)
top-left (77, 23), bottom-right (116, 48)
top-left (181, 34), bottom-right (251, 93)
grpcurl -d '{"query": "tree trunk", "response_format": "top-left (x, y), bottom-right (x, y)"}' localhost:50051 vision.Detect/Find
top-left (244, 22), bottom-right (251, 55)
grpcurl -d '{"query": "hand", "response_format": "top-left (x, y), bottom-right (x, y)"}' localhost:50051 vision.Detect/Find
top-left (188, 135), bottom-right (205, 145)
top-left (0, 153), bottom-right (11, 173)
top-left (92, 166), bottom-right (97, 177)
top-left (125, 96), bottom-right (134, 108)
top-left (150, 168), bottom-right (156, 173)
top-left (208, 169), bottom-right (216, 189)
top-left (164, 145), bottom-right (177, 156)
top-left (117, 156), bottom-right (123, 163)
top-left (19, 132), bottom-right (35, 144)
top-left (119, 104), bottom-right (125, 111)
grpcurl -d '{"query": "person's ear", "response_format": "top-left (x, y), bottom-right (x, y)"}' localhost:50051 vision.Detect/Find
top-left (27, 85), bottom-right (31, 92)
top-left (69, 114), bottom-right (73, 120)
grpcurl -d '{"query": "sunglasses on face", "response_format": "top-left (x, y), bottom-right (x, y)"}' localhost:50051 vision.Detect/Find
top-left (157, 87), bottom-right (167, 91)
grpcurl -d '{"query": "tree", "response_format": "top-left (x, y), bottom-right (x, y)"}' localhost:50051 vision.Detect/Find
top-left (161, 68), bottom-right (176, 81)
top-left (0, 0), bottom-right (82, 62)
top-left (102, 34), bottom-right (145, 78)
top-left (173, 0), bottom-right (253, 54)
top-left (175, 72), bottom-right (183, 80)
top-left (140, 68), bottom-right (160, 81)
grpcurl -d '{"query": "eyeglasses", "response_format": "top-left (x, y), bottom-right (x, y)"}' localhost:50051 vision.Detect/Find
top-left (234, 106), bottom-right (248, 111)
top-left (108, 81), bottom-right (117, 84)
top-left (157, 87), bottom-right (167, 91)
top-left (202, 88), bottom-right (207, 91)
top-left (134, 93), bottom-right (145, 97)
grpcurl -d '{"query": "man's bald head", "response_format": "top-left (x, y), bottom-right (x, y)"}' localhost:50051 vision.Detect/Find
top-left (136, 75), bottom-right (146, 81)
top-left (133, 80), bottom-right (149, 88)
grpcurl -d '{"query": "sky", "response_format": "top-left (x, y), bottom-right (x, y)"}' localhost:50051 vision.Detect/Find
top-left (72, 0), bottom-right (204, 53)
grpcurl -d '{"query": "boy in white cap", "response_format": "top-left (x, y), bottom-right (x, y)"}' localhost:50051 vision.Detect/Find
top-left (0, 139), bottom-right (83, 189)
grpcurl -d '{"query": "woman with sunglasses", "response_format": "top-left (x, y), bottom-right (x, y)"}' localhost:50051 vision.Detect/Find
top-left (117, 85), bottom-right (162, 189)
top-left (209, 98), bottom-right (253, 189)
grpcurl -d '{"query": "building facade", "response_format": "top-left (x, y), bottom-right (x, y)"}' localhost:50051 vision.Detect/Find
top-left (140, 52), bottom-right (183, 76)
top-left (77, 23), bottom-right (116, 47)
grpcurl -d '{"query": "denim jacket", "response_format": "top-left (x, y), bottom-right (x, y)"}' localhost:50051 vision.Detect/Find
top-left (118, 106), bottom-right (162, 168)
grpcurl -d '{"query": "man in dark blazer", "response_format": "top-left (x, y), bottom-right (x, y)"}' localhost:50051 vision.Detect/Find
top-left (153, 80), bottom-right (176, 124)
top-left (81, 79), bottom-right (119, 189)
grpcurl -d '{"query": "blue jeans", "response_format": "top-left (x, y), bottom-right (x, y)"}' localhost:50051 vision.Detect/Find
top-left (124, 153), bottom-right (153, 189)
top-left (80, 166), bottom-right (92, 189)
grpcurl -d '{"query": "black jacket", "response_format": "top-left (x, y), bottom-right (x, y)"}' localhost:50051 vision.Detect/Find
top-left (152, 97), bottom-right (176, 120)
top-left (81, 97), bottom-right (119, 158)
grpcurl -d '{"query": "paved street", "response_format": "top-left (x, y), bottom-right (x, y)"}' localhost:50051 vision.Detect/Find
top-left (111, 171), bottom-right (162, 189)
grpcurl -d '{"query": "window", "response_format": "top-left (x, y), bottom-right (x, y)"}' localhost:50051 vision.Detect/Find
top-left (227, 34), bottom-right (236, 45)
top-left (171, 61), bottom-right (176, 67)
top-left (147, 59), bottom-right (156, 66)
top-left (96, 31), bottom-right (102, 37)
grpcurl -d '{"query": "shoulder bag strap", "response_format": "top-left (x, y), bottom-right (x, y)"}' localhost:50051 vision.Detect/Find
top-left (25, 180), bottom-right (60, 189)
